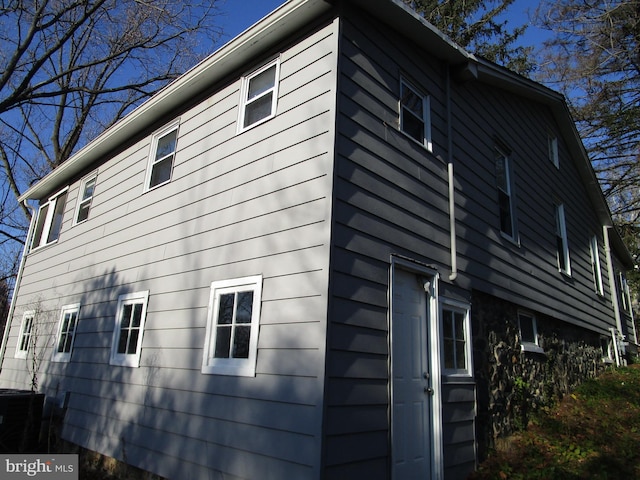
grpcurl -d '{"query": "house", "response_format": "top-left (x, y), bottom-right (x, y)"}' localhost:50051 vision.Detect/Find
top-left (0, 0), bottom-right (636, 478)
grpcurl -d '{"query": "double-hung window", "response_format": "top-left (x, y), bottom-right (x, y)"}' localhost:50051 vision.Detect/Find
top-left (548, 135), bottom-right (559, 168)
top-left (15, 311), bottom-right (35, 359)
top-left (589, 235), bottom-right (604, 295)
top-left (238, 58), bottom-right (280, 131)
top-left (202, 275), bottom-right (262, 376)
top-left (110, 291), bottom-right (149, 367)
top-left (31, 187), bottom-right (68, 250)
top-left (495, 149), bottom-right (517, 240)
top-left (440, 299), bottom-right (471, 375)
top-left (619, 273), bottom-right (631, 312)
top-left (145, 122), bottom-right (179, 191)
top-left (74, 172), bottom-right (97, 224)
top-left (52, 304), bottom-right (80, 362)
top-left (400, 78), bottom-right (432, 150)
top-left (555, 203), bottom-right (571, 275)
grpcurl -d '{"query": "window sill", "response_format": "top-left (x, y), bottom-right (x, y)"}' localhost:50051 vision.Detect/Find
top-left (500, 231), bottom-right (521, 247)
top-left (201, 363), bottom-right (256, 377)
top-left (397, 127), bottom-right (433, 153)
top-left (30, 239), bottom-right (60, 253)
top-left (441, 374), bottom-right (474, 384)
top-left (520, 343), bottom-right (545, 355)
top-left (559, 269), bottom-right (572, 279)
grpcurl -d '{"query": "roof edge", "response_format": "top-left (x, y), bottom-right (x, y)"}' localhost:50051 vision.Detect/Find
top-left (19, 0), bottom-right (333, 202)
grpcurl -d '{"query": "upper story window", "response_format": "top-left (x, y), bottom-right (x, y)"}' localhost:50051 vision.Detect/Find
top-left (15, 311), bottom-right (35, 359)
top-left (74, 172), bottom-right (97, 224)
top-left (589, 235), bottom-right (604, 296)
top-left (555, 203), bottom-right (571, 275)
top-left (110, 291), bottom-right (149, 367)
top-left (619, 272), bottom-right (631, 312)
top-left (202, 275), bottom-right (262, 377)
top-left (518, 310), bottom-right (544, 353)
top-left (495, 149), bottom-right (517, 240)
top-left (31, 187), bottom-right (68, 250)
top-left (440, 299), bottom-right (472, 376)
top-left (548, 135), bottom-right (559, 168)
top-left (52, 304), bottom-right (80, 363)
top-left (145, 122), bottom-right (179, 191)
top-left (238, 58), bottom-right (280, 132)
top-left (400, 78), bottom-right (432, 150)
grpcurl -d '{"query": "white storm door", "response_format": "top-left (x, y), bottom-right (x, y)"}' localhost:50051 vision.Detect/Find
top-left (391, 268), bottom-right (435, 479)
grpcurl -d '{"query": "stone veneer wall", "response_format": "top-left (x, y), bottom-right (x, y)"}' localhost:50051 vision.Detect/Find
top-left (471, 290), bottom-right (608, 459)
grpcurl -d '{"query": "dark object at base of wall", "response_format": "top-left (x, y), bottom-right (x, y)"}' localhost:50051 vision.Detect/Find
top-left (0, 389), bottom-right (45, 452)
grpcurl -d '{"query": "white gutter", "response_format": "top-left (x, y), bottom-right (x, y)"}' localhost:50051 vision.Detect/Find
top-left (0, 201), bottom-right (37, 374)
top-left (603, 225), bottom-right (624, 338)
top-left (19, 0), bottom-right (333, 202)
top-left (446, 64), bottom-right (457, 282)
top-left (610, 328), bottom-right (621, 367)
top-left (448, 162), bottom-right (457, 282)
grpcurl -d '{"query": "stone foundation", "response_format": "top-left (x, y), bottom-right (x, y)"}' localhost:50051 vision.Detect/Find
top-left (471, 290), bottom-right (607, 460)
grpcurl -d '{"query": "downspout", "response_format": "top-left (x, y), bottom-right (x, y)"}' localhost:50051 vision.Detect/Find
top-left (603, 225), bottom-right (623, 365)
top-left (446, 65), bottom-right (457, 282)
top-left (0, 200), bottom-right (37, 374)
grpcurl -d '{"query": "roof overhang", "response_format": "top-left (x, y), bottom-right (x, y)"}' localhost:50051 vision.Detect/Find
top-left (19, 0), bottom-right (334, 203)
top-left (19, 0), bottom-right (633, 267)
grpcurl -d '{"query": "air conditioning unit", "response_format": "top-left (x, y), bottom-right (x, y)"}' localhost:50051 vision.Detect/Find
top-left (0, 389), bottom-right (45, 453)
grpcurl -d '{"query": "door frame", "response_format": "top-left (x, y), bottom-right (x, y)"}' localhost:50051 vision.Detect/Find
top-left (389, 256), bottom-right (444, 479)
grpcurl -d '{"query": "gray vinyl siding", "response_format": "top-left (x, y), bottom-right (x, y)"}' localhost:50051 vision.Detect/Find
top-left (326, 10), bottom-right (461, 479)
top-left (452, 79), bottom-right (616, 333)
top-left (1, 18), bottom-right (339, 480)
top-left (325, 3), bottom-right (619, 478)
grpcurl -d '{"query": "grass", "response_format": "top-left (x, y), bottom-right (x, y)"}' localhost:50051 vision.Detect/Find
top-left (470, 364), bottom-right (640, 480)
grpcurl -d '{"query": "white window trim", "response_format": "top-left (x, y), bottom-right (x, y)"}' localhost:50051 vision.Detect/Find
top-left (495, 148), bottom-right (518, 241)
top-left (237, 58), bottom-right (281, 133)
top-left (51, 303), bottom-right (80, 363)
top-left (619, 272), bottom-right (631, 312)
top-left (439, 298), bottom-right (472, 377)
top-left (555, 203), bottom-right (571, 276)
top-left (73, 171), bottom-right (98, 225)
top-left (144, 121), bottom-right (180, 192)
top-left (601, 336), bottom-right (614, 363)
top-left (202, 275), bottom-right (263, 377)
top-left (399, 77), bottom-right (433, 151)
top-left (590, 235), bottom-right (604, 296)
top-left (15, 311), bottom-right (35, 359)
top-left (548, 135), bottom-right (559, 168)
top-left (31, 186), bottom-right (69, 251)
top-left (517, 310), bottom-right (544, 354)
top-left (110, 291), bottom-right (149, 367)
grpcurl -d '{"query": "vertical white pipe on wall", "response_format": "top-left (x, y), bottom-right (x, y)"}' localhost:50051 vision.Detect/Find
top-left (0, 201), bottom-right (37, 374)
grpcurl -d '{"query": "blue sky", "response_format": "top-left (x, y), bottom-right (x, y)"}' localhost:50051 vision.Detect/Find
top-left (218, 0), bottom-right (286, 40)
top-left (217, 0), bottom-right (549, 52)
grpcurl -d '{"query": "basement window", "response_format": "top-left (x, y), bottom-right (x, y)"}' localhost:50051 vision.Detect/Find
top-left (518, 311), bottom-right (544, 354)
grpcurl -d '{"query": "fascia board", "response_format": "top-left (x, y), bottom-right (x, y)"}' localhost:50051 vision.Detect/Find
top-left (19, 0), bottom-right (332, 203)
